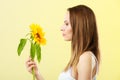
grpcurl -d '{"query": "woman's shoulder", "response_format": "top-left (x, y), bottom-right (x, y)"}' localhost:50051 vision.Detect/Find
top-left (77, 51), bottom-right (98, 71)
top-left (76, 51), bottom-right (93, 79)
top-left (77, 51), bottom-right (95, 69)
top-left (77, 51), bottom-right (93, 67)
top-left (79, 51), bottom-right (93, 61)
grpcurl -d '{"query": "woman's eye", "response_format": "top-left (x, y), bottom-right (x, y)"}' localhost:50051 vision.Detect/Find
top-left (65, 23), bottom-right (69, 26)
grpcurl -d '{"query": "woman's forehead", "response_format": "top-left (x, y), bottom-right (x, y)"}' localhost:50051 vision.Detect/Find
top-left (64, 11), bottom-right (70, 22)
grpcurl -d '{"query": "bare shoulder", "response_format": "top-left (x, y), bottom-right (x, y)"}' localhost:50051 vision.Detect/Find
top-left (77, 51), bottom-right (93, 79)
top-left (79, 51), bottom-right (92, 62)
top-left (77, 51), bottom-right (93, 69)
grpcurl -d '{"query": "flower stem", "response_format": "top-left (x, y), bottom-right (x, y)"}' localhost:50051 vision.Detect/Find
top-left (32, 68), bottom-right (35, 80)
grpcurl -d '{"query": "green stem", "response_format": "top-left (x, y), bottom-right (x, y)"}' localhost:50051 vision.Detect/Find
top-left (31, 58), bottom-right (35, 80)
top-left (25, 33), bottom-right (31, 37)
top-left (32, 67), bottom-right (35, 80)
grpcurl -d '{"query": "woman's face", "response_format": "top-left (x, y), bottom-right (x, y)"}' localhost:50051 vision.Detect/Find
top-left (61, 11), bottom-right (72, 41)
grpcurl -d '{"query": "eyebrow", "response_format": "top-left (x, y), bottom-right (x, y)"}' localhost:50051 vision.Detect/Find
top-left (64, 20), bottom-right (68, 23)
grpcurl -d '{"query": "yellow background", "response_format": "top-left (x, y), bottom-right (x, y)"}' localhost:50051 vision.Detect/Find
top-left (0, 0), bottom-right (120, 80)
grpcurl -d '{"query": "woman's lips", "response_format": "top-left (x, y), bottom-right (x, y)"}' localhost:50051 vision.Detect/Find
top-left (62, 33), bottom-right (65, 36)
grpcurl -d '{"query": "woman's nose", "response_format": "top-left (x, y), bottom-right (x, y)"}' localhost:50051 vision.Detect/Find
top-left (60, 26), bottom-right (64, 31)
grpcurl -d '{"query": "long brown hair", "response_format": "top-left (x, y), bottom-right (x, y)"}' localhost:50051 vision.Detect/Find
top-left (64, 5), bottom-right (100, 77)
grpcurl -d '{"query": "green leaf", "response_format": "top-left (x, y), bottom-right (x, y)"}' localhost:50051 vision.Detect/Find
top-left (30, 35), bottom-right (34, 40)
top-left (35, 43), bottom-right (41, 63)
top-left (30, 42), bottom-right (36, 60)
top-left (17, 39), bottom-right (27, 56)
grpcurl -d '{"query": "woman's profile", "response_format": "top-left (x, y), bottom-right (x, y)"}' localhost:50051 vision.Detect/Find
top-left (26, 5), bottom-right (100, 80)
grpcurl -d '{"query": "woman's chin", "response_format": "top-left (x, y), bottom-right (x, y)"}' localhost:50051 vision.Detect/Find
top-left (64, 38), bottom-right (71, 41)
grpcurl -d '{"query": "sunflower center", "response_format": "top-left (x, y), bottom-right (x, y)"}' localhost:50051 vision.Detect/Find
top-left (36, 33), bottom-right (41, 39)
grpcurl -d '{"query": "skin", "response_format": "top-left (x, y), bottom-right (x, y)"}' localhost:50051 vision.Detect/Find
top-left (77, 52), bottom-right (93, 80)
top-left (61, 11), bottom-right (72, 41)
top-left (26, 11), bottom-right (94, 80)
top-left (25, 57), bottom-right (44, 80)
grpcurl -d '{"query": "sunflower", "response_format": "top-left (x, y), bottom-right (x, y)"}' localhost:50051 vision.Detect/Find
top-left (30, 24), bottom-right (46, 45)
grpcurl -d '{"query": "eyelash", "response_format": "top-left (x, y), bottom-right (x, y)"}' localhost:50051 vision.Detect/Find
top-left (65, 23), bottom-right (69, 26)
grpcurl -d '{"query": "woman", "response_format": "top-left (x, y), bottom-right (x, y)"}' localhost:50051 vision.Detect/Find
top-left (26, 5), bottom-right (100, 80)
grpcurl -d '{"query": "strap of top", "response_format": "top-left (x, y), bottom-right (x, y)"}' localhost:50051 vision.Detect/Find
top-left (90, 51), bottom-right (99, 74)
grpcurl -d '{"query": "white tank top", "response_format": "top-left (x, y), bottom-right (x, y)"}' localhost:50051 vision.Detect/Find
top-left (58, 52), bottom-right (98, 80)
